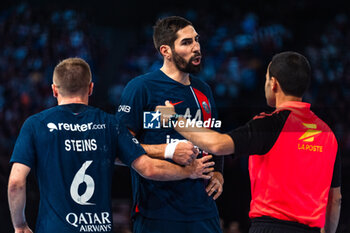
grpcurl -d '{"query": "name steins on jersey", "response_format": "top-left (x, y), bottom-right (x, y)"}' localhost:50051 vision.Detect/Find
top-left (47, 122), bottom-right (104, 152)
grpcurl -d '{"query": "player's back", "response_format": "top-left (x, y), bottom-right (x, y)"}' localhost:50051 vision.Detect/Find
top-left (11, 104), bottom-right (118, 233)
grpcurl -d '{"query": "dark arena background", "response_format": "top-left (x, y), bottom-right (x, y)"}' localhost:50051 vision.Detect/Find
top-left (0, 0), bottom-right (349, 232)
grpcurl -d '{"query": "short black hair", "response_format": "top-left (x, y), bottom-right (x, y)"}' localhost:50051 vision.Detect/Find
top-left (269, 51), bottom-right (311, 97)
top-left (153, 16), bottom-right (192, 53)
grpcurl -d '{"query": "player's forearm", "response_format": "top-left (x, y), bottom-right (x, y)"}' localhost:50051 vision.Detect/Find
top-left (323, 187), bottom-right (341, 233)
top-left (141, 144), bottom-right (167, 159)
top-left (132, 155), bottom-right (190, 181)
top-left (174, 118), bottom-right (234, 155)
top-left (132, 154), bottom-right (213, 181)
top-left (8, 180), bottom-right (28, 228)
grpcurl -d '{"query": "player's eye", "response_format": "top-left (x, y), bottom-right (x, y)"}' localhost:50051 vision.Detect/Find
top-left (182, 39), bottom-right (192, 45)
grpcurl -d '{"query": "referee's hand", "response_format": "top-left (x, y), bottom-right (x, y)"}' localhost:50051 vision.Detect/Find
top-left (206, 171), bottom-right (224, 200)
top-left (155, 100), bottom-right (176, 123)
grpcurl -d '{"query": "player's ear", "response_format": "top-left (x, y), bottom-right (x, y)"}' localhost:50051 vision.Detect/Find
top-left (270, 77), bottom-right (278, 92)
top-left (52, 84), bottom-right (58, 98)
top-left (88, 82), bottom-right (94, 96)
top-left (160, 45), bottom-right (172, 60)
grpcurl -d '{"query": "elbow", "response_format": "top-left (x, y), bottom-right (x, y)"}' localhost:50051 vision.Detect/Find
top-left (208, 135), bottom-right (234, 155)
top-left (132, 155), bottom-right (160, 180)
top-left (333, 193), bottom-right (342, 206)
top-left (328, 187), bottom-right (342, 207)
top-left (139, 163), bottom-right (158, 179)
top-left (8, 178), bottom-right (25, 195)
top-left (208, 143), bottom-right (224, 155)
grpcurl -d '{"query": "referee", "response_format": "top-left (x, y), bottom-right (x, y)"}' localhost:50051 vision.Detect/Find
top-left (157, 51), bottom-right (341, 233)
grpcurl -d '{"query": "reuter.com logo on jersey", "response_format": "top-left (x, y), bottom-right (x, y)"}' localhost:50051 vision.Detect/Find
top-left (47, 122), bottom-right (106, 132)
top-left (297, 123), bottom-right (323, 152)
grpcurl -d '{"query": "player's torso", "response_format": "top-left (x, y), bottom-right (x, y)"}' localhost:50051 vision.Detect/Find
top-left (140, 74), bottom-right (215, 144)
top-left (133, 72), bottom-right (219, 220)
top-left (33, 105), bottom-right (116, 232)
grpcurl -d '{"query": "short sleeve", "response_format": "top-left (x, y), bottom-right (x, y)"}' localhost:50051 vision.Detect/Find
top-left (10, 118), bottom-right (36, 168)
top-left (331, 151), bottom-right (341, 187)
top-left (227, 110), bottom-right (290, 157)
top-left (116, 78), bottom-right (147, 134)
top-left (116, 122), bottom-right (146, 167)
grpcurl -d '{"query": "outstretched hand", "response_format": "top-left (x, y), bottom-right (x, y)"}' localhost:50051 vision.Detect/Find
top-left (186, 155), bottom-right (215, 180)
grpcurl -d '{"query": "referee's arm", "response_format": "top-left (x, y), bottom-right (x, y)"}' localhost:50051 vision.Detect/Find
top-left (156, 101), bottom-right (234, 156)
top-left (322, 187), bottom-right (341, 233)
top-left (322, 151), bottom-right (342, 233)
top-left (175, 121), bottom-right (234, 155)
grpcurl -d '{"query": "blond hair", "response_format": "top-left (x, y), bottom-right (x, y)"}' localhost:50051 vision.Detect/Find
top-left (53, 57), bottom-right (92, 96)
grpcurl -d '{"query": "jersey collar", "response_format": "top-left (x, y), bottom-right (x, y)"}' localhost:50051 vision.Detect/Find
top-left (278, 101), bottom-right (310, 110)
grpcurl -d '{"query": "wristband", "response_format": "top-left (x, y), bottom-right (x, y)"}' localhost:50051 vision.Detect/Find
top-left (164, 140), bottom-right (188, 159)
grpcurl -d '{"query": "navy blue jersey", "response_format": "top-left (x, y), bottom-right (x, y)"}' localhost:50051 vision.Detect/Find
top-left (10, 104), bottom-right (145, 233)
top-left (116, 70), bottom-right (222, 221)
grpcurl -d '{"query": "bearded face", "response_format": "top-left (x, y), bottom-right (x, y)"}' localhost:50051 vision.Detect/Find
top-left (172, 48), bottom-right (202, 74)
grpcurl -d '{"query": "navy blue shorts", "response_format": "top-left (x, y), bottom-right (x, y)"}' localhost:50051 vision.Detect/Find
top-left (133, 215), bottom-right (222, 233)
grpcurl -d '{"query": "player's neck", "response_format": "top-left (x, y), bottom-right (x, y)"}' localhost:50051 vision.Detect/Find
top-left (275, 93), bottom-right (302, 107)
top-left (57, 96), bottom-right (89, 105)
top-left (160, 64), bottom-right (190, 86)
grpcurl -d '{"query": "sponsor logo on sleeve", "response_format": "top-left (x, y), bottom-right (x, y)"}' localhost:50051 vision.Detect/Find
top-left (118, 105), bottom-right (131, 113)
top-left (132, 138), bottom-right (139, 144)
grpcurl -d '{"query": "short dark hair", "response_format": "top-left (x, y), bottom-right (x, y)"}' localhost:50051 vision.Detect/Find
top-left (53, 57), bottom-right (92, 96)
top-left (269, 51), bottom-right (311, 97)
top-left (153, 16), bottom-right (192, 53)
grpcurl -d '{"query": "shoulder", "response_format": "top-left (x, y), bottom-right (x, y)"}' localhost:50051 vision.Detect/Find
top-left (253, 109), bottom-right (291, 121)
top-left (126, 71), bottom-right (159, 87)
top-left (248, 109), bottom-right (292, 130)
top-left (88, 106), bottom-right (118, 123)
top-left (24, 106), bottom-right (60, 125)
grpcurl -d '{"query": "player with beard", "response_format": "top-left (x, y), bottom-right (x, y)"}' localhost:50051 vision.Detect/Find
top-left (116, 16), bottom-right (224, 233)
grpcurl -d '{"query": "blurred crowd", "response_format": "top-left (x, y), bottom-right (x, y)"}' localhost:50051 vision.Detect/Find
top-left (0, 2), bottom-right (349, 233)
top-left (0, 3), bottom-right (102, 232)
top-left (0, 3), bottom-right (98, 163)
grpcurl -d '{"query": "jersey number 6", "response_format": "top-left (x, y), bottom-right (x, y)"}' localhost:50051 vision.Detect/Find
top-left (70, 160), bottom-right (95, 205)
